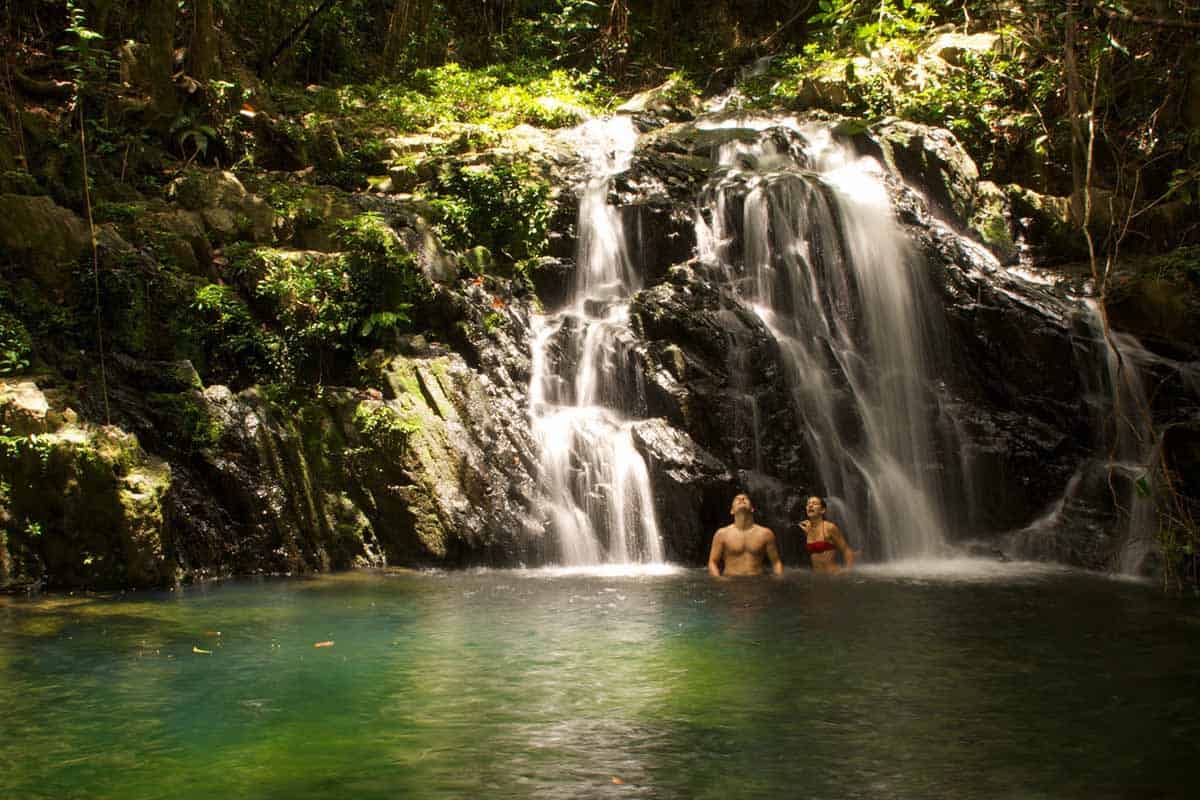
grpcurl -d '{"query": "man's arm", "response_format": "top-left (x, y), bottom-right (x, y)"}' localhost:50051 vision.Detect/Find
top-left (831, 524), bottom-right (855, 570)
top-left (707, 530), bottom-right (725, 576)
top-left (765, 529), bottom-right (784, 575)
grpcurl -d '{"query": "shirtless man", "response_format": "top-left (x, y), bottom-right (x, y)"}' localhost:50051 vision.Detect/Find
top-left (707, 493), bottom-right (784, 577)
top-left (800, 495), bottom-right (856, 574)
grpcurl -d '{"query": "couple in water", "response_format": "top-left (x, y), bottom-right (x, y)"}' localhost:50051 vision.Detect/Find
top-left (707, 493), bottom-right (856, 577)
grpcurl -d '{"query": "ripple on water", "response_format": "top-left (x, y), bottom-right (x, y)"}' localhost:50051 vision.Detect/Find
top-left (856, 557), bottom-right (1084, 583)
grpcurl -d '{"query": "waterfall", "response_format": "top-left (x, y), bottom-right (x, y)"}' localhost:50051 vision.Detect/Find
top-left (1005, 300), bottom-right (1167, 572)
top-left (695, 120), bottom-right (956, 559)
top-left (527, 117), bottom-right (665, 565)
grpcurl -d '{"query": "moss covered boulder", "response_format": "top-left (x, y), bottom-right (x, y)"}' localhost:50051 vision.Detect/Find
top-left (969, 180), bottom-right (1018, 264)
top-left (864, 118), bottom-right (980, 228)
top-left (166, 169), bottom-right (278, 244)
top-left (1006, 185), bottom-right (1089, 263)
top-left (0, 194), bottom-right (92, 286)
top-left (1, 378), bottom-right (176, 590)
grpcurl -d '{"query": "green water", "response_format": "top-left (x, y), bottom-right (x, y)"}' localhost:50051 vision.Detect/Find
top-left (2, 561), bottom-right (1197, 800)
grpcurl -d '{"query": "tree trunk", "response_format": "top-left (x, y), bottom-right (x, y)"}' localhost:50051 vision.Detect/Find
top-left (83, 0), bottom-right (117, 40)
top-left (191, 0), bottom-right (220, 84)
top-left (1063, 0), bottom-right (1086, 200)
top-left (142, 0), bottom-right (178, 118)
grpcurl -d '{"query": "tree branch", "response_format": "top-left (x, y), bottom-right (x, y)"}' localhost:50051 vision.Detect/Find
top-left (1097, 6), bottom-right (1200, 30)
top-left (262, 0), bottom-right (340, 75)
top-left (762, 1), bottom-right (818, 47)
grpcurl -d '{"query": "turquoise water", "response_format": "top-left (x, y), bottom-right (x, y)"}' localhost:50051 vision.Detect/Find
top-left (2, 561), bottom-right (1198, 799)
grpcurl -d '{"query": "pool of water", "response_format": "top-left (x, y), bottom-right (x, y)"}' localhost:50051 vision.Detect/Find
top-left (2, 561), bottom-right (1197, 799)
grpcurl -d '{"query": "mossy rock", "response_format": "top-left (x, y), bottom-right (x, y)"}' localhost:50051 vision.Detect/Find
top-left (166, 170), bottom-right (277, 244)
top-left (1006, 185), bottom-right (1088, 263)
top-left (1107, 247), bottom-right (1200, 355)
top-left (0, 170), bottom-right (43, 196)
top-left (867, 118), bottom-right (980, 227)
top-left (0, 379), bottom-right (50, 434)
top-left (969, 180), bottom-right (1017, 264)
top-left (247, 179), bottom-right (358, 252)
top-left (0, 413), bottom-right (176, 589)
top-left (617, 77), bottom-right (702, 122)
top-left (0, 194), bottom-right (91, 286)
top-left (128, 206), bottom-right (212, 275)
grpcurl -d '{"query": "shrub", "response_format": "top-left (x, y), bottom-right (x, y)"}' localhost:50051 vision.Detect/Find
top-left (0, 312), bottom-right (33, 376)
top-left (428, 161), bottom-right (551, 274)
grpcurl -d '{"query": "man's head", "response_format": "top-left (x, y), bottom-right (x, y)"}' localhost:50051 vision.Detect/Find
top-left (805, 495), bottom-right (827, 520)
top-left (730, 493), bottom-right (754, 517)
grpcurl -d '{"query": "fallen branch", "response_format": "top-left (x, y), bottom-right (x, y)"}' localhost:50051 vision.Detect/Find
top-left (763, 1), bottom-right (818, 47)
top-left (262, 0), bottom-right (340, 75)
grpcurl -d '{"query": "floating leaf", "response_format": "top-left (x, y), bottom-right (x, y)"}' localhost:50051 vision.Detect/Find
top-left (314, 640), bottom-right (335, 648)
top-left (192, 646), bottom-right (212, 655)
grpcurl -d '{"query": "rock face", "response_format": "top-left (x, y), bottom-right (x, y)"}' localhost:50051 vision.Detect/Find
top-left (858, 118), bottom-right (980, 229)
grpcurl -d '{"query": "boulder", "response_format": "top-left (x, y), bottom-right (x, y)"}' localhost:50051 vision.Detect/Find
top-left (1006, 185), bottom-right (1088, 263)
top-left (0, 408), bottom-right (177, 589)
top-left (924, 32), bottom-right (1000, 67)
top-left (861, 118), bottom-right (980, 228)
top-left (0, 379), bottom-right (50, 435)
top-left (167, 170), bottom-right (277, 243)
top-left (133, 206), bottom-right (212, 273)
top-left (790, 57), bottom-right (878, 112)
top-left (969, 180), bottom-right (1018, 264)
top-left (0, 194), bottom-right (92, 286)
top-left (617, 77), bottom-right (702, 123)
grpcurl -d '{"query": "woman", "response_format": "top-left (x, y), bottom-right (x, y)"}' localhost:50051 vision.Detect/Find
top-left (800, 495), bottom-right (856, 574)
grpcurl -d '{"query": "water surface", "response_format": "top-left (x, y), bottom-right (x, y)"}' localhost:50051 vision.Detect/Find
top-left (2, 563), bottom-right (1197, 799)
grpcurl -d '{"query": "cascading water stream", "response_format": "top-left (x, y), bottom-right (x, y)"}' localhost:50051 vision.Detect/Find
top-left (1008, 300), bottom-right (1164, 572)
top-left (696, 119), bottom-right (959, 559)
top-left (528, 117), bottom-right (665, 565)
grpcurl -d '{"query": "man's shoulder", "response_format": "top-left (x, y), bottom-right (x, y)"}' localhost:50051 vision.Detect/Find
top-left (754, 524), bottom-right (776, 538)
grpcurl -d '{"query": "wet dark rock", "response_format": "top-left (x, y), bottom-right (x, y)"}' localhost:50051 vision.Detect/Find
top-left (630, 268), bottom-right (814, 489)
top-left (630, 418), bottom-right (734, 562)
